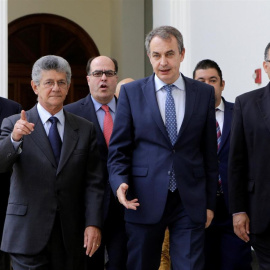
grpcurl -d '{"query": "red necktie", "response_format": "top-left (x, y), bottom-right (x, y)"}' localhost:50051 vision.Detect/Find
top-left (101, 105), bottom-right (113, 147)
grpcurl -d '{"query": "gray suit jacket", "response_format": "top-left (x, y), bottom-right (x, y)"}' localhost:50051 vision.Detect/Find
top-left (0, 105), bottom-right (104, 255)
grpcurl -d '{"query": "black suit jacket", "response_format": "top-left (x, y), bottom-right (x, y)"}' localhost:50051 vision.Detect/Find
top-left (218, 98), bottom-right (234, 209)
top-left (0, 105), bottom-right (104, 255)
top-left (229, 82), bottom-right (270, 234)
top-left (0, 97), bottom-right (22, 243)
top-left (65, 94), bottom-right (117, 219)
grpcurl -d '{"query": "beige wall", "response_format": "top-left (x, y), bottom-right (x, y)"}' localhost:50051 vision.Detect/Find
top-left (8, 0), bottom-right (146, 81)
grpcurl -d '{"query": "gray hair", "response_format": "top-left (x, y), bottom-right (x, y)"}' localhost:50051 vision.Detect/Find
top-left (31, 55), bottom-right (72, 85)
top-left (145, 26), bottom-right (184, 55)
top-left (264, 43), bottom-right (270, 61)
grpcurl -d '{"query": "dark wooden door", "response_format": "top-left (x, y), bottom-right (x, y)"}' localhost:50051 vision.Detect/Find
top-left (8, 13), bottom-right (99, 110)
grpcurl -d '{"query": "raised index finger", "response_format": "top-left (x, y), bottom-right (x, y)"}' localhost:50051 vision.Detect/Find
top-left (21, 110), bottom-right (27, 121)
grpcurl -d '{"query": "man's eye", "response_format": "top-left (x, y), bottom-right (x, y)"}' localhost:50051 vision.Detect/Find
top-left (167, 52), bottom-right (174, 56)
top-left (45, 81), bottom-right (53, 86)
top-left (58, 81), bottom-right (66, 86)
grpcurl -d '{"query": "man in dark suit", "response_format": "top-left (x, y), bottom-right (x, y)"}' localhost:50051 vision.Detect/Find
top-left (229, 43), bottom-right (270, 270)
top-left (0, 55), bottom-right (104, 270)
top-left (107, 26), bottom-right (218, 270)
top-left (193, 59), bottom-right (252, 270)
top-left (65, 56), bottom-right (127, 270)
top-left (0, 97), bottom-right (22, 270)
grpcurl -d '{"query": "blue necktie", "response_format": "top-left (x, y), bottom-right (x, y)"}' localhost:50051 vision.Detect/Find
top-left (164, 84), bottom-right (177, 192)
top-left (48, 116), bottom-right (62, 165)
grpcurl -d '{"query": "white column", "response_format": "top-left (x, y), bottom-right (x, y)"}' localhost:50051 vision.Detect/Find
top-left (0, 0), bottom-right (8, 98)
top-left (153, 0), bottom-right (191, 76)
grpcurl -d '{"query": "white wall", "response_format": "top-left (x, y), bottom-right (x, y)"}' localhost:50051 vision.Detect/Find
top-left (153, 0), bottom-right (270, 102)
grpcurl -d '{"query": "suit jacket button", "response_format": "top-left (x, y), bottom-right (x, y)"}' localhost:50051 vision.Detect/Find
top-left (168, 171), bottom-right (171, 175)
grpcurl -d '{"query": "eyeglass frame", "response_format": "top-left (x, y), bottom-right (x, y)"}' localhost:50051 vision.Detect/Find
top-left (89, 70), bottom-right (117, 77)
top-left (40, 80), bottom-right (68, 89)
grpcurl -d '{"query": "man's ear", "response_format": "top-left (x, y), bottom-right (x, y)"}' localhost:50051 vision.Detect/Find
top-left (31, 80), bottom-right (38, 95)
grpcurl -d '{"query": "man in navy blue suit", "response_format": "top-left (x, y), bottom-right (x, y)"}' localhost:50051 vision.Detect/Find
top-left (0, 97), bottom-right (22, 270)
top-left (193, 59), bottom-right (252, 270)
top-left (65, 56), bottom-right (127, 270)
top-left (107, 26), bottom-right (218, 270)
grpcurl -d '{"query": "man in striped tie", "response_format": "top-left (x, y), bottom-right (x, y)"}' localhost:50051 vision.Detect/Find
top-left (193, 59), bottom-right (252, 270)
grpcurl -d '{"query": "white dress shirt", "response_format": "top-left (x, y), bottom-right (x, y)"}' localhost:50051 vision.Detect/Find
top-left (154, 74), bottom-right (186, 133)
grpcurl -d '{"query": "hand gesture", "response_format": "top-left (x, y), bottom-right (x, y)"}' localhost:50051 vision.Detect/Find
top-left (12, 110), bottom-right (34, 141)
top-left (116, 183), bottom-right (140, 210)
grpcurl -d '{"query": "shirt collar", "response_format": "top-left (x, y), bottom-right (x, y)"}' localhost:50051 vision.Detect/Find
top-left (216, 98), bottom-right (225, 112)
top-left (37, 103), bottom-right (65, 126)
top-left (154, 73), bottom-right (185, 92)
top-left (91, 96), bottom-right (116, 113)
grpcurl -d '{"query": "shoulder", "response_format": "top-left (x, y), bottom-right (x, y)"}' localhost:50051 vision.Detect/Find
top-left (0, 97), bottom-right (22, 111)
top-left (236, 86), bottom-right (267, 104)
top-left (122, 75), bottom-right (153, 91)
top-left (64, 110), bottom-right (94, 130)
top-left (64, 95), bottom-right (90, 111)
top-left (222, 97), bottom-right (234, 108)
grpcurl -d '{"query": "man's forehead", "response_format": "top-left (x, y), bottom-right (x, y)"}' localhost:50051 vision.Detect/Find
top-left (40, 70), bottom-right (66, 79)
top-left (91, 57), bottom-right (114, 70)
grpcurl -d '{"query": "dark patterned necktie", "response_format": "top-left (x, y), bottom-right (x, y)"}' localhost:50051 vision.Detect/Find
top-left (48, 116), bottom-right (62, 165)
top-left (164, 84), bottom-right (177, 192)
top-left (216, 118), bottom-right (223, 194)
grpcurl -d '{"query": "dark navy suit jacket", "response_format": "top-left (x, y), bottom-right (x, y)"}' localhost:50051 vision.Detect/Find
top-left (0, 97), bottom-right (22, 243)
top-left (218, 97), bottom-right (234, 209)
top-left (108, 74), bottom-right (219, 225)
top-left (65, 94), bottom-right (116, 218)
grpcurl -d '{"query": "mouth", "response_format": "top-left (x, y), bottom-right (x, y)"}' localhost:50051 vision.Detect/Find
top-left (159, 68), bottom-right (170, 74)
top-left (100, 84), bottom-right (108, 90)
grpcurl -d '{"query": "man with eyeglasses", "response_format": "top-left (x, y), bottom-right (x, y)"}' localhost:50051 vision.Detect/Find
top-left (229, 42), bottom-right (270, 269)
top-left (65, 56), bottom-right (127, 270)
top-left (0, 55), bottom-right (104, 270)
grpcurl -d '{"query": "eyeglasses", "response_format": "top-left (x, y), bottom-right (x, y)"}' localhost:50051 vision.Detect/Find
top-left (89, 70), bottom-right (117, 77)
top-left (42, 80), bottom-right (68, 89)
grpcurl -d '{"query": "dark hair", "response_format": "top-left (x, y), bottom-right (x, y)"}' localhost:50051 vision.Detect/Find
top-left (32, 55), bottom-right (71, 85)
top-left (145, 26), bottom-right (184, 55)
top-left (193, 59), bottom-right (223, 86)
top-left (264, 43), bottom-right (270, 61)
top-left (86, 56), bottom-right (118, 75)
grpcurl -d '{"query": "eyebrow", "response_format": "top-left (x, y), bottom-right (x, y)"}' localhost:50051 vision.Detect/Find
top-left (197, 76), bottom-right (218, 80)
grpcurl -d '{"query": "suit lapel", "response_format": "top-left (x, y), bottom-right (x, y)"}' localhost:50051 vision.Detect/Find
top-left (142, 75), bottom-right (171, 144)
top-left (218, 98), bottom-right (233, 154)
top-left (177, 75), bottom-right (196, 139)
top-left (257, 83), bottom-right (270, 135)
top-left (57, 111), bottom-right (79, 174)
top-left (26, 106), bottom-right (57, 167)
